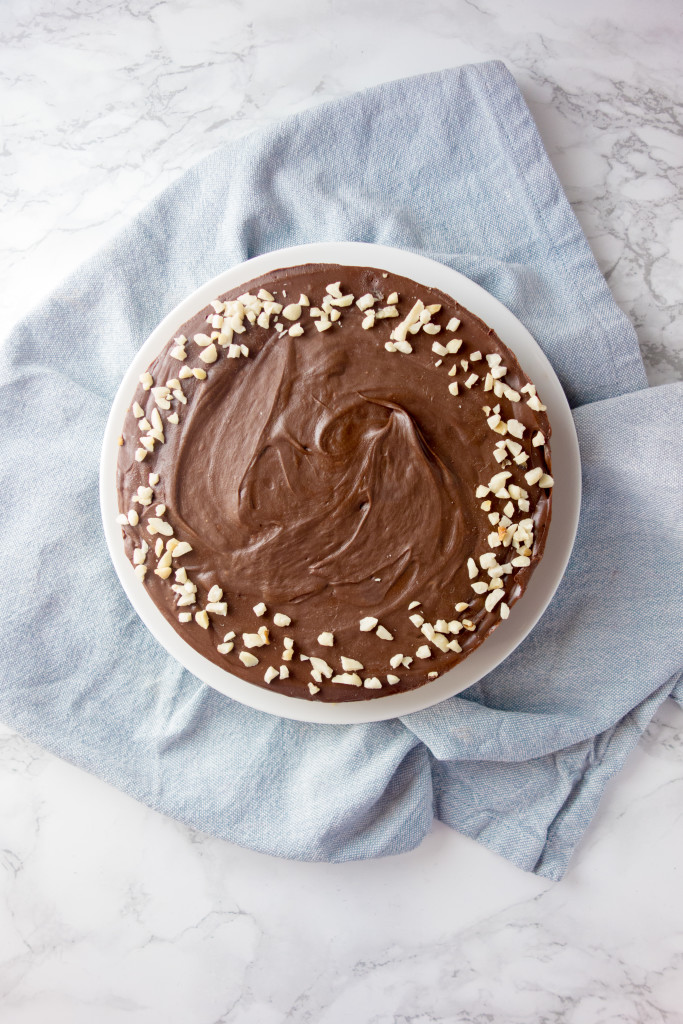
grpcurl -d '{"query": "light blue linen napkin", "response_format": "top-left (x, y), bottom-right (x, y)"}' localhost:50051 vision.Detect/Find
top-left (1, 61), bottom-right (681, 879)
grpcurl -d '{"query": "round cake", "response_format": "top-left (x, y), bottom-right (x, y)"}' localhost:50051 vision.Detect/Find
top-left (115, 264), bottom-right (553, 701)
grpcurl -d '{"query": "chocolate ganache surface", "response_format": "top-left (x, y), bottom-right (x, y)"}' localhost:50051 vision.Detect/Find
top-left (116, 264), bottom-right (553, 701)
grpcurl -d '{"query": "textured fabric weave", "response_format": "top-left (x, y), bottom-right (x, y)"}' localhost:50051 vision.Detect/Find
top-left (1, 61), bottom-right (681, 879)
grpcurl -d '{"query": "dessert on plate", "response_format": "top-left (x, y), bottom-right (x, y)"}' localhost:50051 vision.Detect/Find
top-left (115, 263), bottom-right (553, 701)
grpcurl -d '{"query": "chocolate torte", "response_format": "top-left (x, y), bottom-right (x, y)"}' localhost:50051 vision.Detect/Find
top-left (115, 264), bottom-right (553, 701)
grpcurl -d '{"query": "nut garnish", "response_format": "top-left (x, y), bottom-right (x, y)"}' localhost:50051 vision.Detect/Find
top-left (340, 657), bottom-right (363, 671)
top-left (217, 641), bottom-right (234, 653)
top-left (308, 682), bottom-right (320, 695)
top-left (199, 343), bottom-right (218, 364)
top-left (484, 590), bottom-right (504, 612)
top-left (157, 551), bottom-right (172, 570)
top-left (309, 656), bottom-right (333, 678)
top-left (195, 610), bottom-right (209, 628)
top-left (359, 616), bottom-right (378, 631)
top-left (239, 652), bottom-right (259, 667)
top-left (375, 625), bottom-right (393, 641)
top-left (507, 419), bottom-right (525, 438)
top-left (264, 666), bottom-right (279, 684)
top-left (390, 300), bottom-right (424, 344)
top-left (488, 471), bottom-right (511, 493)
top-left (146, 517), bottom-right (173, 537)
top-left (253, 602), bottom-right (267, 617)
top-left (171, 541), bottom-right (192, 557)
top-left (415, 645), bottom-right (431, 659)
top-left (318, 631), bottom-right (334, 647)
top-left (363, 677), bottom-right (382, 689)
top-left (132, 543), bottom-right (148, 565)
top-left (151, 386), bottom-right (171, 410)
top-left (243, 632), bottom-right (267, 648)
top-left (331, 672), bottom-right (362, 687)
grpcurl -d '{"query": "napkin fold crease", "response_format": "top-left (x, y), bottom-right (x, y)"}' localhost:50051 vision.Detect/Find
top-left (1, 61), bottom-right (681, 879)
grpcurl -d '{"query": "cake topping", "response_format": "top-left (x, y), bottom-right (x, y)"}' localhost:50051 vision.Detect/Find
top-left (359, 617), bottom-right (378, 632)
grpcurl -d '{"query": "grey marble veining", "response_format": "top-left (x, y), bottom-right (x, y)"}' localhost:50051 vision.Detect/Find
top-left (1, 1), bottom-right (682, 1021)
top-left (1, 704), bottom-right (682, 1023)
top-left (1, 0), bottom-right (681, 385)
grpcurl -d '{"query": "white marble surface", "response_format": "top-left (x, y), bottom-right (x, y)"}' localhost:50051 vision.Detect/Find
top-left (1, 1), bottom-right (682, 1020)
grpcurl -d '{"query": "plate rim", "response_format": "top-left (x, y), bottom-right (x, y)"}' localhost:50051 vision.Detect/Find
top-left (100, 241), bottom-right (581, 725)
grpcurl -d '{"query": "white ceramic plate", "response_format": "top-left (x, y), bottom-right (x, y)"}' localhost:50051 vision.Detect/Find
top-left (100, 242), bottom-right (581, 725)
